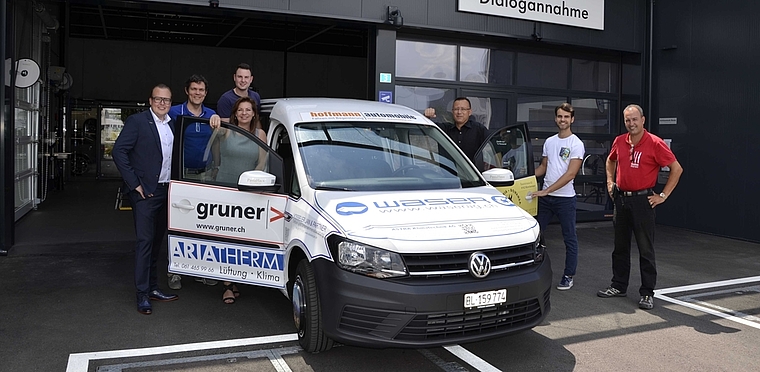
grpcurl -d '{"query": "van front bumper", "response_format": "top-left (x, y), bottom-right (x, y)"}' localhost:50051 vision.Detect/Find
top-left (311, 255), bottom-right (552, 349)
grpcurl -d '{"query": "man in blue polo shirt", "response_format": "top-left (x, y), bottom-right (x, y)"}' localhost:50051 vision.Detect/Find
top-left (216, 63), bottom-right (261, 121)
top-left (166, 74), bottom-right (221, 290)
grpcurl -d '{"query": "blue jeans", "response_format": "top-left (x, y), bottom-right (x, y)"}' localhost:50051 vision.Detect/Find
top-left (536, 195), bottom-right (578, 277)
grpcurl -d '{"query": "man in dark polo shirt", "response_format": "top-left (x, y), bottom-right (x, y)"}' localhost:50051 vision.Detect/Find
top-left (216, 63), bottom-right (261, 122)
top-left (424, 97), bottom-right (488, 162)
top-left (597, 104), bottom-right (683, 310)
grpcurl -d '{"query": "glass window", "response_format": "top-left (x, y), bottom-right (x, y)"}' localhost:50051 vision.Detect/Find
top-left (395, 85), bottom-right (455, 120)
top-left (516, 53), bottom-right (568, 89)
top-left (295, 122), bottom-right (484, 191)
top-left (210, 126), bottom-right (269, 186)
top-left (396, 40), bottom-right (456, 81)
top-left (15, 144), bottom-right (32, 173)
top-left (570, 98), bottom-right (615, 134)
top-left (466, 96), bottom-right (509, 131)
top-left (622, 63), bottom-right (642, 95)
top-left (15, 176), bottom-right (32, 209)
top-left (575, 138), bottom-right (612, 211)
top-left (571, 59), bottom-right (618, 93)
top-left (175, 116), bottom-right (271, 187)
top-left (481, 127), bottom-right (530, 178)
top-left (517, 95), bottom-right (567, 134)
top-left (460, 47), bottom-right (514, 85)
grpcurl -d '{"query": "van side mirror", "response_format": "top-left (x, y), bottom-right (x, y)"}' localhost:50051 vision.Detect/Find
top-left (238, 170), bottom-right (281, 193)
top-left (483, 168), bottom-right (515, 187)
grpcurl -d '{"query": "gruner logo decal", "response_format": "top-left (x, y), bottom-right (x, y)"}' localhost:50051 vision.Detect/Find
top-left (336, 202), bottom-right (368, 216)
top-left (469, 251), bottom-right (491, 279)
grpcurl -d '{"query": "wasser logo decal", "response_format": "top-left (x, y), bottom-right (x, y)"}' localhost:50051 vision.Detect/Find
top-left (336, 202), bottom-right (369, 216)
top-left (334, 196), bottom-right (517, 216)
top-left (490, 195), bottom-right (515, 207)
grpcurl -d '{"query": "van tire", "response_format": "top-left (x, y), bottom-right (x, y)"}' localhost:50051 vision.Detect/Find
top-left (292, 260), bottom-right (334, 353)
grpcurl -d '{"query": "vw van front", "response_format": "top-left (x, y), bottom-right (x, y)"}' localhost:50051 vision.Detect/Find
top-left (268, 99), bottom-right (552, 351)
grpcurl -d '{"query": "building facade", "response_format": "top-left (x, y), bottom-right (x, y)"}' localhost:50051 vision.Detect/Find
top-left (3, 0), bottom-right (752, 252)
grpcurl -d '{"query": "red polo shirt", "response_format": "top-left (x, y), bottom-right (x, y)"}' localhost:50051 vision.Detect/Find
top-left (609, 130), bottom-right (676, 191)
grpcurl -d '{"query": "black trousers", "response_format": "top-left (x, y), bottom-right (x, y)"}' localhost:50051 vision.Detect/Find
top-left (611, 193), bottom-right (657, 296)
top-left (128, 184), bottom-right (168, 295)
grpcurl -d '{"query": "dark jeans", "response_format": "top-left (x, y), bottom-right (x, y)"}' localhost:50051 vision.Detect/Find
top-left (536, 195), bottom-right (578, 277)
top-left (128, 184), bottom-right (168, 295)
top-left (611, 194), bottom-right (657, 296)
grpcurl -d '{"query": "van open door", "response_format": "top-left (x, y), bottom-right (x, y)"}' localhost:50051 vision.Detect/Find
top-left (166, 116), bottom-right (288, 289)
top-left (475, 124), bottom-right (538, 216)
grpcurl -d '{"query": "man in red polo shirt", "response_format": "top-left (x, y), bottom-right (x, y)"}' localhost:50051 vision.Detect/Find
top-left (597, 104), bottom-right (683, 310)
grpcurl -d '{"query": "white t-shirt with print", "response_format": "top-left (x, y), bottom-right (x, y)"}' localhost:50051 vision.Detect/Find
top-left (542, 133), bottom-right (585, 197)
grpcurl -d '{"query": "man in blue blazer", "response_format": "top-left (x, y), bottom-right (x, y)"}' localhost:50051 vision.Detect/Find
top-left (113, 84), bottom-right (183, 315)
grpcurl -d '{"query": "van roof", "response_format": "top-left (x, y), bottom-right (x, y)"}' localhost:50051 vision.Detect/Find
top-left (262, 98), bottom-right (432, 127)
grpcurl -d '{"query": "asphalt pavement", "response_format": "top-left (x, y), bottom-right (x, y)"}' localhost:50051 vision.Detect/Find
top-left (2, 177), bottom-right (760, 371)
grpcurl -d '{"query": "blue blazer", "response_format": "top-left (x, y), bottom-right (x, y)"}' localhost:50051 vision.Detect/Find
top-left (112, 109), bottom-right (175, 196)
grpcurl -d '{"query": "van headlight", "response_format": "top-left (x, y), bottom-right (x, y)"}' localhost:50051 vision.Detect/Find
top-left (330, 238), bottom-right (408, 278)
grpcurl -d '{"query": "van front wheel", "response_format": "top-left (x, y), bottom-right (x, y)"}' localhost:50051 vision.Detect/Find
top-left (292, 260), bottom-right (334, 353)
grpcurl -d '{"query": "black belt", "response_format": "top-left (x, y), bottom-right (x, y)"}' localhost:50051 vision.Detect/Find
top-left (620, 189), bottom-right (652, 197)
top-left (185, 168), bottom-right (206, 175)
top-left (158, 182), bottom-right (170, 187)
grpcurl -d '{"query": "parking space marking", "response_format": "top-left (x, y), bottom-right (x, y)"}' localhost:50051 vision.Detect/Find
top-left (677, 285), bottom-right (760, 323)
top-left (270, 347), bottom-right (298, 372)
top-left (444, 345), bottom-right (501, 372)
top-left (655, 276), bottom-right (760, 331)
top-left (656, 275), bottom-right (760, 295)
top-left (65, 333), bottom-right (298, 372)
top-left (418, 349), bottom-right (469, 372)
top-left (67, 333), bottom-right (502, 372)
top-left (94, 346), bottom-right (301, 372)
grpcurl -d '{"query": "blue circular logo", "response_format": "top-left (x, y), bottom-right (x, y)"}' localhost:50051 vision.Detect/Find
top-left (336, 202), bottom-right (369, 216)
top-left (491, 195), bottom-right (515, 207)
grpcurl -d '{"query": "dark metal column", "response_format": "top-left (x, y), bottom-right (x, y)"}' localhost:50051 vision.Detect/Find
top-left (1, 0), bottom-right (13, 255)
top-left (374, 28), bottom-right (396, 102)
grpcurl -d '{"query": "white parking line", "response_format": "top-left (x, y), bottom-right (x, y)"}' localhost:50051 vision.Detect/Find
top-left (655, 275), bottom-right (760, 295)
top-left (65, 333), bottom-right (298, 372)
top-left (655, 276), bottom-right (760, 331)
top-left (444, 345), bottom-right (501, 372)
top-left (67, 333), bottom-right (503, 372)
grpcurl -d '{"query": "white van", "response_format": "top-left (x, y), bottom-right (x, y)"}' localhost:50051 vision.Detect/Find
top-left (168, 98), bottom-right (551, 352)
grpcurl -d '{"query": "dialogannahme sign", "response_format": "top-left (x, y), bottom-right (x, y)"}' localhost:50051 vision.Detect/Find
top-left (458, 0), bottom-right (605, 30)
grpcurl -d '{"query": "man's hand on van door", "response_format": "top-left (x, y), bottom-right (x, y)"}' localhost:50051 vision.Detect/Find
top-left (210, 114), bottom-right (221, 129)
top-left (529, 190), bottom-right (549, 198)
top-left (424, 108), bottom-right (436, 119)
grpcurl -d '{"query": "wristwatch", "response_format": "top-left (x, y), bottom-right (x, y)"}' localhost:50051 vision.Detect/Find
top-left (659, 192), bottom-right (667, 200)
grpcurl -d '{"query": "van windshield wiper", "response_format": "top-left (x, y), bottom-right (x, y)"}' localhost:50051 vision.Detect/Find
top-left (314, 185), bottom-right (353, 191)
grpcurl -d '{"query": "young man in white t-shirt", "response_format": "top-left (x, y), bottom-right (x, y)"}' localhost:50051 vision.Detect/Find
top-left (529, 103), bottom-right (585, 290)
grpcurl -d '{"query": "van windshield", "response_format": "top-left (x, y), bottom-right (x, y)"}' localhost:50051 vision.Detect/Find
top-left (295, 122), bottom-right (485, 191)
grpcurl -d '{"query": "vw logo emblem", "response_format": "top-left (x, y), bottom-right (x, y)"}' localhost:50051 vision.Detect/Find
top-left (469, 252), bottom-right (491, 279)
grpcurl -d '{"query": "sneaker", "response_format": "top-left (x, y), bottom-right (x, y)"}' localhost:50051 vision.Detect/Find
top-left (638, 295), bottom-right (654, 310)
top-left (597, 286), bottom-right (626, 298)
top-left (195, 277), bottom-right (218, 286)
top-left (557, 275), bottom-right (574, 290)
top-left (168, 274), bottom-right (182, 290)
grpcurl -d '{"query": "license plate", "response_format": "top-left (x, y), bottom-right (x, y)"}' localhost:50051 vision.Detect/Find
top-left (464, 289), bottom-right (507, 308)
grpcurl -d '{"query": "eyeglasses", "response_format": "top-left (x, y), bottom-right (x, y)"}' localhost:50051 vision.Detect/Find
top-left (452, 107), bottom-right (471, 112)
top-left (152, 97), bottom-right (171, 104)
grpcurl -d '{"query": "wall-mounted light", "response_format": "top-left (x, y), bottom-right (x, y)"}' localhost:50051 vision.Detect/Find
top-left (386, 6), bottom-right (403, 27)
